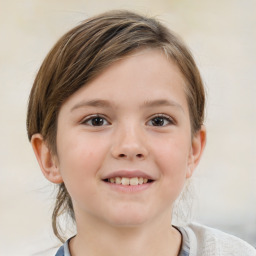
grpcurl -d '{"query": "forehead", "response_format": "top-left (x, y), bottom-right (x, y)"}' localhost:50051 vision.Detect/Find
top-left (60, 48), bottom-right (188, 113)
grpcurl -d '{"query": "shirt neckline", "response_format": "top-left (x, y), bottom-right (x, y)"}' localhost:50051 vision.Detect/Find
top-left (59, 226), bottom-right (190, 256)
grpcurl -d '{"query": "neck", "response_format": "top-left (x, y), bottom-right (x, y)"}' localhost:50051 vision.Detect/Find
top-left (69, 210), bottom-right (181, 256)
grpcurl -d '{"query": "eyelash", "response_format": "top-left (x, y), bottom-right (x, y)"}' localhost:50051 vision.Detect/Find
top-left (147, 114), bottom-right (175, 127)
top-left (81, 114), bottom-right (110, 126)
top-left (81, 114), bottom-right (175, 127)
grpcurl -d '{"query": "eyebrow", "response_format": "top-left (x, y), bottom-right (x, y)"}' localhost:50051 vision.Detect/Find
top-left (70, 99), bottom-right (184, 112)
top-left (71, 99), bottom-right (113, 112)
top-left (142, 99), bottom-right (184, 112)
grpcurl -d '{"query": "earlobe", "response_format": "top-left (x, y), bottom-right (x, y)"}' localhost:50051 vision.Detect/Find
top-left (186, 126), bottom-right (206, 178)
top-left (31, 134), bottom-right (63, 184)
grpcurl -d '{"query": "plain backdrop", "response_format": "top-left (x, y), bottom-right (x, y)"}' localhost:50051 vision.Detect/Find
top-left (0, 0), bottom-right (255, 255)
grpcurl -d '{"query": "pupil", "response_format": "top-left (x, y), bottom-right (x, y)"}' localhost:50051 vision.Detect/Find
top-left (153, 117), bottom-right (164, 126)
top-left (92, 117), bottom-right (104, 126)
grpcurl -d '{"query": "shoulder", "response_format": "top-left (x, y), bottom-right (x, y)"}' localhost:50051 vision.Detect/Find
top-left (181, 222), bottom-right (256, 256)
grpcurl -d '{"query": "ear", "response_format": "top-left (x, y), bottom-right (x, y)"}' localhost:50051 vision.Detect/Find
top-left (186, 126), bottom-right (206, 178)
top-left (31, 134), bottom-right (63, 184)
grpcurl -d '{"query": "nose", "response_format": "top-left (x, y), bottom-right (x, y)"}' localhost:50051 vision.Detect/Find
top-left (111, 124), bottom-right (149, 161)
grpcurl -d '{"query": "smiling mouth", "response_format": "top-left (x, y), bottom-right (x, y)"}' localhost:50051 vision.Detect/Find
top-left (103, 177), bottom-right (154, 186)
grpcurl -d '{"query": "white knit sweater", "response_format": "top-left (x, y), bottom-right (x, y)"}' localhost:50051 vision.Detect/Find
top-left (181, 223), bottom-right (256, 256)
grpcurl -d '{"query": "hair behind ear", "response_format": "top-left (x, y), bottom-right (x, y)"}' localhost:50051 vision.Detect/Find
top-left (52, 183), bottom-right (75, 243)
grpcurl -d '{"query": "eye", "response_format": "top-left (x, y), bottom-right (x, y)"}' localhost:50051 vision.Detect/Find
top-left (147, 114), bottom-right (174, 127)
top-left (81, 115), bottom-right (110, 126)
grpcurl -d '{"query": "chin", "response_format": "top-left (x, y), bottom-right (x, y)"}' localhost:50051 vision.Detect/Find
top-left (105, 208), bottom-right (151, 228)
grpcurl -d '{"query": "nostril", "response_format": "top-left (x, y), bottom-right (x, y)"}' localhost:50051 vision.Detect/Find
top-left (118, 153), bottom-right (144, 158)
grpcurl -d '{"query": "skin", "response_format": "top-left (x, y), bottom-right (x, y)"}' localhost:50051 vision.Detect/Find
top-left (32, 49), bottom-right (206, 256)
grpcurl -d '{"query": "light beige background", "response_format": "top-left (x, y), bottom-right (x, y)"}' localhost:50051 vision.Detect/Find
top-left (0, 0), bottom-right (255, 255)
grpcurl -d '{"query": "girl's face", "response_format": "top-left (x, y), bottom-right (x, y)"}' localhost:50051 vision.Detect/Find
top-left (53, 49), bottom-right (204, 227)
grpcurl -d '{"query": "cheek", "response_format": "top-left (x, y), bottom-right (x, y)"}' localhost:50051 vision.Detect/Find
top-left (152, 136), bottom-right (190, 195)
top-left (56, 137), bottom-right (108, 210)
top-left (56, 133), bottom-right (108, 188)
top-left (154, 137), bottom-right (190, 171)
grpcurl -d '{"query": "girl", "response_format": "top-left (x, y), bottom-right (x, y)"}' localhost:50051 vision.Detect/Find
top-left (26, 10), bottom-right (256, 256)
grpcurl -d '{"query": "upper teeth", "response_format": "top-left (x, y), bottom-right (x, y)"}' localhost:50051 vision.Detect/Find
top-left (108, 177), bottom-right (149, 185)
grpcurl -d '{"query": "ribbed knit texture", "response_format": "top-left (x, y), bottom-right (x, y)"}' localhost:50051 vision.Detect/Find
top-left (183, 223), bottom-right (256, 256)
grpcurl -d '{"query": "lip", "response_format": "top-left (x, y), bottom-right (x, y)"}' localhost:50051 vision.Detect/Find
top-left (102, 170), bottom-right (154, 180)
top-left (105, 182), bottom-right (153, 193)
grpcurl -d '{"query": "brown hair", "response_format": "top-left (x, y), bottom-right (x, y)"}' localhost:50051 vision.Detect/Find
top-left (27, 10), bottom-right (205, 242)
